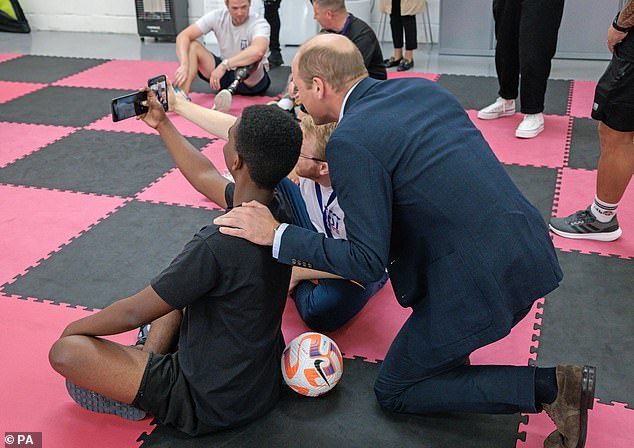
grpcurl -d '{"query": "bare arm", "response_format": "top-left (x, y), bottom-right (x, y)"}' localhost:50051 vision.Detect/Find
top-left (61, 286), bottom-right (175, 338)
top-left (142, 86), bottom-right (232, 208)
top-left (174, 24), bottom-right (204, 86)
top-left (209, 36), bottom-right (270, 90)
top-left (609, 0), bottom-right (633, 53)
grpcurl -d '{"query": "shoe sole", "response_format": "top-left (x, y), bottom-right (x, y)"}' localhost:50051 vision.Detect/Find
top-left (213, 90), bottom-right (232, 113)
top-left (66, 379), bottom-right (147, 421)
top-left (577, 365), bottom-right (596, 448)
top-left (548, 224), bottom-right (622, 242)
top-left (515, 123), bottom-right (544, 138)
top-left (477, 110), bottom-right (516, 120)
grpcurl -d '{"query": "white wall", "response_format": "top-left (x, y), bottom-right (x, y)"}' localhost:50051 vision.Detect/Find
top-left (18, 0), bottom-right (440, 44)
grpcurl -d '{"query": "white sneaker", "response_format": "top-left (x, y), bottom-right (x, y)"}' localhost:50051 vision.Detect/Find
top-left (515, 113), bottom-right (544, 138)
top-left (213, 89), bottom-right (232, 113)
top-left (477, 97), bottom-right (516, 120)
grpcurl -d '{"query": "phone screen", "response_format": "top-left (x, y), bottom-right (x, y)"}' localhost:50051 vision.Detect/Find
top-left (148, 75), bottom-right (168, 112)
top-left (111, 91), bottom-right (148, 122)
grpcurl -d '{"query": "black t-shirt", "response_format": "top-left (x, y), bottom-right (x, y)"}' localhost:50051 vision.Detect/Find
top-left (151, 183), bottom-right (293, 429)
top-left (324, 14), bottom-right (387, 80)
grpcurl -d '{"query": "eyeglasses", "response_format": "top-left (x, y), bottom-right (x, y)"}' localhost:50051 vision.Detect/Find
top-left (299, 153), bottom-right (326, 163)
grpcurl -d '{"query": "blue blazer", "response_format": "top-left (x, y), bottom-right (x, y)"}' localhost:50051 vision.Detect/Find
top-left (279, 77), bottom-right (562, 364)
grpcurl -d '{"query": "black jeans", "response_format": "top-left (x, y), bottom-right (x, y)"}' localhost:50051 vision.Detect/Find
top-left (493, 0), bottom-right (565, 114)
top-left (264, 0), bottom-right (281, 53)
top-left (390, 0), bottom-right (417, 51)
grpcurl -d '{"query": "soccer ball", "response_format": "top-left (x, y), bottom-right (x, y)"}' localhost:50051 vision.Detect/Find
top-left (281, 332), bottom-right (343, 397)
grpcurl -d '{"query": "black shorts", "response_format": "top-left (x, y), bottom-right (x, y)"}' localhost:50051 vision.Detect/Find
top-left (198, 54), bottom-right (271, 95)
top-left (132, 352), bottom-right (216, 436)
top-left (591, 50), bottom-right (634, 132)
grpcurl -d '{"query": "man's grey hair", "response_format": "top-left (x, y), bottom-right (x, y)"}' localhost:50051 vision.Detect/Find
top-left (312, 0), bottom-right (346, 12)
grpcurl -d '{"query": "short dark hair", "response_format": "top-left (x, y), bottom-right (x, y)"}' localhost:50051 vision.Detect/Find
top-left (235, 105), bottom-right (302, 190)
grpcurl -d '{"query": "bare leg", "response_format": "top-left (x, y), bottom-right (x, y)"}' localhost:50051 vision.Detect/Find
top-left (596, 122), bottom-right (634, 204)
top-left (404, 49), bottom-right (414, 62)
top-left (393, 48), bottom-right (403, 60)
top-left (49, 336), bottom-right (149, 404)
top-left (182, 41), bottom-right (217, 95)
top-left (142, 309), bottom-right (182, 354)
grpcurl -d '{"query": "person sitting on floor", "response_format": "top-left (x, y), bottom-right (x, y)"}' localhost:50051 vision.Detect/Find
top-left (48, 95), bottom-right (302, 436)
top-left (279, 114), bottom-right (389, 331)
top-left (157, 80), bottom-right (387, 331)
top-left (173, 0), bottom-right (271, 112)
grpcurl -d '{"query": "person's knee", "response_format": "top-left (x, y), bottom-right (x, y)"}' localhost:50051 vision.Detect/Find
top-left (598, 122), bottom-right (633, 147)
top-left (373, 381), bottom-right (402, 412)
top-left (48, 335), bottom-right (87, 376)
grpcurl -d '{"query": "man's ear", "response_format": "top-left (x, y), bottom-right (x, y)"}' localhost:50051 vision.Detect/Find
top-left (319, 161), bottom-right (329, 177)
top-left (313, 77), bottom-right (326, 100)
top-left (231, 153), bottom-right (244, 171)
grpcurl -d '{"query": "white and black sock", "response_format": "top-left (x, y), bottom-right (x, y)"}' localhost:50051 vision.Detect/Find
top-left (590, 196), bottom-right (618, 223)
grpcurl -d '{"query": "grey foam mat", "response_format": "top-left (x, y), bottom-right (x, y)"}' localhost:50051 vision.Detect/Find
top-left (537, 250), bottom-right (634, 406)
top-left (437, 74), bottom-right (570, 116)
top-left (3, 200), bottom-right (220, 310)
top-left (567, 117), bottom-right (601, 170)
top-left (0, 129), bottom-right (210, 197)
top-left (0, 55), bottom-right (108, 84)
top-left (503, 163), bottom-right (558, 222)
top-left (138, 357), bottom-right (525, 448)
top-left (0, 86), bottom-right (130, 127)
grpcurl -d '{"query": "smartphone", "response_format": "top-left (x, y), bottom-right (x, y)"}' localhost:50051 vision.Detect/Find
top-left (148, 75), bottom-right (168, 112)
top-left (111, 91), bottom-right (148, 122)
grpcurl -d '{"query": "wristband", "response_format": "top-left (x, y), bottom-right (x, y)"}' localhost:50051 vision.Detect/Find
top-left (613, 12), bottom-right (632, 33)
top-left (222, 59), bottom-right (231, 70)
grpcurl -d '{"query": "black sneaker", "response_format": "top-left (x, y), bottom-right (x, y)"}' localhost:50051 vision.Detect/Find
top-left (66, 379), bottom-right (147, 420)
top-left (269, 50), bottom-right (284, 67)
top-left (549, 208), bottom-right (622, 242)
top-left (135, 324), bottom-right (151, 347)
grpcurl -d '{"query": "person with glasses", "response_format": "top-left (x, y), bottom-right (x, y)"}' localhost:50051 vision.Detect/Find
top-left (276, 114), bottom-right (389, 331)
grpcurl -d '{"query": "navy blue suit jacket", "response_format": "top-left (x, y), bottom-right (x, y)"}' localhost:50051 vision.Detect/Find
top-left (279, 77), bottom-right (562, 365)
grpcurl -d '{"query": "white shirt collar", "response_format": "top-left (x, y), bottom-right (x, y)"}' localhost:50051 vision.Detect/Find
top-left (338, 79), bottom-right (363, 123)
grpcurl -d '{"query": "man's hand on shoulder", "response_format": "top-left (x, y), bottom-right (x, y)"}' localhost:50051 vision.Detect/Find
top-left (213, 201), bottom-right (279, 246)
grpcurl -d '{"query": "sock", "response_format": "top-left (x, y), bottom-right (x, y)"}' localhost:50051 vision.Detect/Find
top-left (590, 196), bottom-right (618, 223)
top-left (534, 367), bottom-right (558, 410)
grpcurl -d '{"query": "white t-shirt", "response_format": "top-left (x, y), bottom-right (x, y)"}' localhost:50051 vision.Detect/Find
top-left (195, 9), bottom-right (270, 82)
top-left (299, 177), bottom-right (346, 240)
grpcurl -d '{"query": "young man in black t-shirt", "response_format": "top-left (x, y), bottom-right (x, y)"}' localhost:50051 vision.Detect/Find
top-left (48, 95), bottom-right (302, 435)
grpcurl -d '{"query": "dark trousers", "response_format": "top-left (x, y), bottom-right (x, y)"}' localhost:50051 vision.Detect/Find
top-left (374, 304), bottom-right (539, 415)
top-left (277, 178), bottom-right (388, 332)
top-left (493, 0), bottom-right (565, 114)
top-left (390, 0), bottom-right (417, 51)
top-left (264, 0), bottom-right (281, 53)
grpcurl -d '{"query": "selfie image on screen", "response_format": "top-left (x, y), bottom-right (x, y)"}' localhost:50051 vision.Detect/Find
top-left (151, 78), bottom-right (168, 111)
top-left (115, 95), bottom-right (137, 120)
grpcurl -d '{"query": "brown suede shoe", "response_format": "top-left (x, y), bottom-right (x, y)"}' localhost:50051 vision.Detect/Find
top-left (542, 365), bottom-right (596, 448)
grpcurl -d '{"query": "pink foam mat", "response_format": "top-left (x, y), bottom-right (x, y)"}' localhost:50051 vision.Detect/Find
top-left (53, 60), bottom-right (179, 90)
top-left (0, 80), bottom-right (48, 104)
top-left (282, 280), bottom-right (542, 366)
top-left (0, 122), bottom-right (77, 168)
top-left (136, 141), bottom-right (227, 210)
top-left (552, 168), bottom-right (634, 259)
top-left (188, 91), bottom-right (279, 116)
top-left (387, 71), bottom-right (439, 81)
top-left (0, 185), bottom-right (126, 285)
top-left (518, 400), bottom-right (634, 448)
top-left (569, 80), bottom-right (598, 119)
top-left (0, 293), bottom-right (154, 448)
top-left (467, 110), bottom-right (571, 168)
top-left (0, 53), bottom-right (22, 63)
